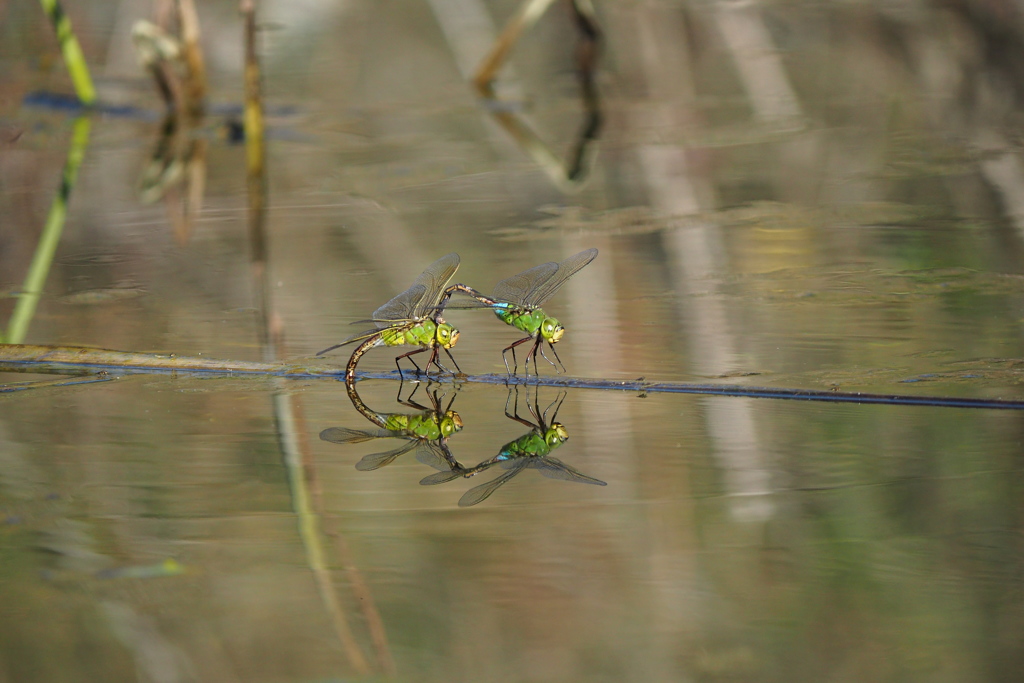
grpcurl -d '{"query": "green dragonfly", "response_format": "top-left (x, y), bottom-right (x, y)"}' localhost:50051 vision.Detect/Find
top-left (320, 381), bottom-right (463, 472)
top-left (439, 248), bottom-right (597, 374)
top-left (317, 253), bottom-right (462, 380)
top-left (421, 389), bottom-right (606, 507)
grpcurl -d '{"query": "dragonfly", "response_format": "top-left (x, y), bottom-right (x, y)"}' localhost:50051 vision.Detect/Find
top-left (320, 382), bottom-right (463, 472)
top-left (438, 248), bottom-right (597, 374)
top-left (421, 389), bottom-right (606, 506)
top-left (317, 253), bottom-right (462, 381)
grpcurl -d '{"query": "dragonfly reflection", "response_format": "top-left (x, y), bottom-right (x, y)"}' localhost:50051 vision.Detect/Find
top-left (319, 380), bottom-right (462, 472)
top-left (421, 388), bottom-right (606, 507)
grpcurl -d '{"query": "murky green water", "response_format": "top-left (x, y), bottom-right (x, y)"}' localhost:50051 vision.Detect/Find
top-left (3, 1), bottom-right (1024, 681)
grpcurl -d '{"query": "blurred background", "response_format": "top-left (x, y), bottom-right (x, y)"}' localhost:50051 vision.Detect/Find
top-left (2, 1), bottom-right (1024, 681)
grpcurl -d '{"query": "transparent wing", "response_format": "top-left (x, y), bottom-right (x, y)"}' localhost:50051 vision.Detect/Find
top-left (524, 248), bottom-right (598, 308)
top-left (529, 456), bottom-right (607, 485)
top-left (369, 253), bottom-right (460, 322)
top-left (316, 326), bottom-right (388, 355)
top-left (372, 284), bottom-right (428, 325)
top-left (348, 317), bottom-right (418, 325)
top-left (355, 439), bottom-right (420, 471)
top-left (491, 262), bottom-right (559, 307)
top-left (415, 441), bottom-right (455, 471)
top-left (409, 253), bottom-right (460, 317)
top-left (340, 326), bottom-right (387, 344)
top-left (420, 470), bottom-right (464, 485)
top-left (320, 426), bottom-right (400, 444)
top-left (490, 249), bottom-right (597, 308)
top-left (458, 459), bottom-right (530, 507)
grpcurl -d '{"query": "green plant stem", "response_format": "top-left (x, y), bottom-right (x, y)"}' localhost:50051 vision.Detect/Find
top-left (39, 0), bottom-right (97, 105)
top-left (5, 117), bottom-right (91, 344)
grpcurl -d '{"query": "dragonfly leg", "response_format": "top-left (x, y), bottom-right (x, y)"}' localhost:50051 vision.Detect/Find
top-left (431, 346), bottom-right (455, 375)
top-left (503, 385), bottom-right (515, 418)
top-left (425, 346), bottom-right (442, 374)
top-left (543, 391), bottom-right (567, 424)
top-left (538, 342), bottom-right (560, 372)
top-left (441, 389), bottom-right (458, 415)
top-left (501, 345), bottom-right (515, 376)
top-left (398, 381), bottom-right (429, 410)
top-left (442, 347), bottom-right (462, 375)
top-left (502, 336), bottom-right (535, 376)
top-left (395, 347), bottom-right (428, 377)
top-left (526, 336), bottom-right (543, 375)
top-left (504, 385), bottom-right (536, 429)
top-left (428, 346), bottom-right (461, 376)
top-left (546, 341), bottom-right (566, 373)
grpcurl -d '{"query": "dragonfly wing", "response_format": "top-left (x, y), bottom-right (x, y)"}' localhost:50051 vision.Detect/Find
top-left (410, 253), bottom-right (460, 317)
top-left (415, 441), bottom-right (455, 470)
top-left (349, 317), bottom-right (418, 326)
top-left (320, 426), bottom-right (398, 444)
top-left (458, 459), bottom-right (530, 507)
top-left (338, 326), bottom-right (387, 345)
top-left (317, 326), bottom-right (385, 355)
top-left (418, 441), bottom-right (468, 485)
top-left (492, 262), bottom-right (559, 307)
top-left (372, 284), bottom-right (428, 325)
top-left (355, 439), bottom-right (420, 471)
top-left (530, 456), bottom-right (607, 485)
top-left (526, 248), bottom-right (599, 308)
top-left (420, 469), bottom-right (463, 485)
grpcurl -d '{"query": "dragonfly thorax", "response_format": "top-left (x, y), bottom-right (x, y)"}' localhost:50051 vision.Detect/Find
top-left (383, 409), bottom-right (464, 441)
top-left (380, 319), bottom-right (459, 350)
top-left (404, 319), bottom-right (436, 346)
top-left (494, 305), bottom-right (563, 342)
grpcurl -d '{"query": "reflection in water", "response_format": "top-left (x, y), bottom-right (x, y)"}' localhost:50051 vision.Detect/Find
top-left (323, 380), bottom-right (606, 507)
top-left (631, 3), bottom-right (774, 521)
top-left (137, 113), bottom-right (208, 246)
top-left (440, 248), bottom-right (598, 375)
top-left (3, 116), bottom-right (91, 345)
top-left (321, 380), bottom-right (463, 473)
top-left (316, 253), bottom-right (463, 381)
top-left (423, 388), bottom-right (606, 507)
top-left (7, 2), bottom-right (1024, 679)
top-left (429, 0), bottom-right (603, 190)
top-left (130, 0), bottom-right (206, 119)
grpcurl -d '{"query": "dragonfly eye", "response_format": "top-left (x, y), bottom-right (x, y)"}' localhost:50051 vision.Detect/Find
top-left (546, 423), bottom-right (568, 447)
top-left (442, 411), bottom-right (464, 436)
top-left (441, 412), bottom-right (462, 436)
top-left (436, 324), bottom-right (459, 348)
top-left (542, 317), bottom-right (564, 343)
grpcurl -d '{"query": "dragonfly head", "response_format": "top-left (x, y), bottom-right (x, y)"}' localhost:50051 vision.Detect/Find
top-left (440, 410), bottom-right (464, 438)
top-left (545, 422), bottom-right (569, 448)
top-left (540, 316), bottom-right (565, 344)
top-left (435, 322), bottom-right (459, 349)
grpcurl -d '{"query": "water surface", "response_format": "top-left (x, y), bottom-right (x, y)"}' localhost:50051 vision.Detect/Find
top-left (2, 1), bottom-right (1023, 681)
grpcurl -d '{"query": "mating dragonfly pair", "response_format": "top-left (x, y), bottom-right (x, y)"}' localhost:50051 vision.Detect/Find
top-left (321, 383), bottom-right (605, 507)
top-left (316, 249), bottom-right (598, 380)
